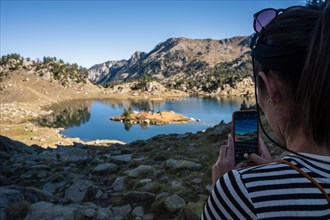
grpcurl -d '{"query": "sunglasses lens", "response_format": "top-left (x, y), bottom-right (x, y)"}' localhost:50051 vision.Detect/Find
top-left (255, 10), bottom-right (276, 32)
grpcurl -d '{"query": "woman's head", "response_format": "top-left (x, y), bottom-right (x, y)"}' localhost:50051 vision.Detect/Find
top-left (252, 5), bottom-right (330, 148)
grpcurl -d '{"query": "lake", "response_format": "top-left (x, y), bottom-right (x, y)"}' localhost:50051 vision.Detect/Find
top-left (42, 97), bottom-right (255, 143)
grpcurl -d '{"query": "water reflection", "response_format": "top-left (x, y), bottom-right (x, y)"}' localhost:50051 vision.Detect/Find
top-left (40, 100), bottom-right (93, 128)
top-left (38, 97), bottom-right (255, 143)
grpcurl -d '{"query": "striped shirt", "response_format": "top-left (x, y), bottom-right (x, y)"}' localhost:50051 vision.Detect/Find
top-left (202, 153), bottom-right (330, 219)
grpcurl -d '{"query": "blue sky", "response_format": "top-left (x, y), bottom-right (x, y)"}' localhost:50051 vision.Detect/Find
top-left (1, 0), bottom-right (305, 68)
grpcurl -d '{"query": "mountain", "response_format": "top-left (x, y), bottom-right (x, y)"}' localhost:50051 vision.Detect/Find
top-left (88, 36), bottom-right (252, 88)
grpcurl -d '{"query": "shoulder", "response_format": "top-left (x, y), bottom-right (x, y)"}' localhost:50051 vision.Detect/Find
top-left (202, 169), bottom-right (257, 220)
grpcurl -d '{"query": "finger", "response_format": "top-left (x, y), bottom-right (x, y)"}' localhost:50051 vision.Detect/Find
top-left (236, 161), bottom-right (248, 168)
top-left (226, 134), bottom-right (234, 158)
top-left (245, 153), bottom-right (269, 165)
top-left (258, 135), bottom-right (267, 154)
top-left (219, 145), bottom-right (228, 161)
top-left (258, 136), bottom-right (272, 159)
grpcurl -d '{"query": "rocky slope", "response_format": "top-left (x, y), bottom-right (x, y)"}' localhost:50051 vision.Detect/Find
top-left (0, 122), bottom-right (230, 220)
top-left (88, 36), bottom-right (253, 96)
top-left (0, 120), bottom-right (284, 220)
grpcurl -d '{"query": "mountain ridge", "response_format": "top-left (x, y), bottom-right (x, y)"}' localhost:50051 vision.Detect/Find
top-left (88, 36), bottom-right (252, 86)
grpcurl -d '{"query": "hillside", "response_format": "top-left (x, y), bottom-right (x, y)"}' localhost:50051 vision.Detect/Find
top-left (0, 54), bottom-right (90, 87)
top-left (88, 36), bottom-right (253, 96)
top-left (0, 55), bottom-right (187, 148)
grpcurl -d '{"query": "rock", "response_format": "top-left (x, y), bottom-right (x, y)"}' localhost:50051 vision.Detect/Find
top-left (165, 159), bottom-right (202, 170)
top-left (143, 213), bottom-right (154, 220)
top-left (112, 154), bottom-right (132, 162)
top-left (164, 195), bottom-right (186, 213)
top-left (111, 176), bottom-right (125, 192)
top-left (64, 180), bottom-right (94, 203)
top-left (91, 163), bottom-right (118, 175)
top-left (25, 201), bottom-right (81, 220)
top-left (155, 192), bottom-right (171, 201)
top-left (139, 182), bottom-right (161, 193)
top-left (146, 82), bottom-right (166, 93)
top-left (95, 189), bottom-right (103, 199)
top-left (97, 208), bottom-right (114, 220)
top-left (139, 178), bottom-right (152, 184)
top-left (171, 180), bottom-right (183, 188)
top-left (192, 177), bottom-right (202, 184)
top-left (43, 182), bottom-right (65, 194)
top-left (0, 187), bottom-right (24, 207)
top-left (132, 206), bottom-right (144, 217)
top-left (183, 202), bottom-right (204, 220)
top-left (41, 72), bottom-right (52, 81)
top-left (56, 147), bottom-right (89, 164)
top-left (124, 165), bottom-right (153, 178)
top-left (112, 204), bottom-right (131, 219)
top-left (81, 208), bottom-right (96, 218)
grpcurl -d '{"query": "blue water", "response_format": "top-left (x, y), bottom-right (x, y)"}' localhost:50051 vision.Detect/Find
top-left (54, 97), bottom-right (254, 143)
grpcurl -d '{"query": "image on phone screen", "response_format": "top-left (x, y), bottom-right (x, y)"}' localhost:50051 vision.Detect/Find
top-left (233, 111), bottom-right (258, 163)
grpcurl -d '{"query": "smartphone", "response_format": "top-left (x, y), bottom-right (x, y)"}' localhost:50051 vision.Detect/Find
top-left (232, 110), bottom-right (258, 163)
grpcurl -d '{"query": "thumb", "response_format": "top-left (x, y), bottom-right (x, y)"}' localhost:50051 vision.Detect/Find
top-left (245, 153), bottom-right (270, 165)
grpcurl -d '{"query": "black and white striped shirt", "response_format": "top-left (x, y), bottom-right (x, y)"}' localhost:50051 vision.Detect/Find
top-left (202, 153), bottom-right (330, 219)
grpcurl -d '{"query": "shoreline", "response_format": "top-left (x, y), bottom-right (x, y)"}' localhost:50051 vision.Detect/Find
top-left (0, 79), bottom-right (191, 148)
top-left (0, 73), bottom-right (254, 149)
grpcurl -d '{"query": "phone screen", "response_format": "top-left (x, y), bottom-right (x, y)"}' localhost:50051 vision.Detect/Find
top-left (232, 110), bottom-right (258, 163)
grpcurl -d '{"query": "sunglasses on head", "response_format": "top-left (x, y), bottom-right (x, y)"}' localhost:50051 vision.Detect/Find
top-left (253, 6), bottom-right (305, 33)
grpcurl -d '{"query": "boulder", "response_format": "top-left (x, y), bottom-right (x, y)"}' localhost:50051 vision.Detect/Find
top-left (56, 147), bottom-right (89, 164)
top-left (96, 208), bottom-right (114, 220)
top-left (192, 177), bottom-right (202, 184)
top-left (112, 204), bottom-right (131, 219)
top-left (164, 195), bottom-right (186, 213)
top-left (132, 206), bottom-right (144, 217)
top-left (25, 201), bottom-right (81, 220)
top-left (139, 182), bottom-right (162, 193)
top-left (111, 154), bottom-right (132, 162)
top-left (42, 181), bottom-right (66, 194)
top-left (124, 165), bottom-right (153, 178)
top-left (111, 176), bottom-right (125, 192)
top-left (165, 159), bottom-right (202, 170)
top-left (143, 213), bottom-right (154, 220)
top-left (171, 180), bottom-right (183, 188)
top-left (64, 180), bottom-right (94, 203)
top-left (91, 163), bottom-right (118, 175)
top-left (0, 188), bottom-right (24, 207)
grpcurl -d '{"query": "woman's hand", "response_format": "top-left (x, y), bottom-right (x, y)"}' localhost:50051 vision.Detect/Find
top-left (212, 135), bottom-right (273, 186)
top-left (212, 134), bottom-right (235, 186)
top-left (244, 136), bottom-right (272, 165)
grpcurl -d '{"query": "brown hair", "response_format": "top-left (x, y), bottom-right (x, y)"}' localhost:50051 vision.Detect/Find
top-left (255, 6), bottom-right (330, 148)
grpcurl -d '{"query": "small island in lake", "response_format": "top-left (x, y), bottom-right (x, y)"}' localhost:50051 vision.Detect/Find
top-left (110, 110), bottom-right (197, 125)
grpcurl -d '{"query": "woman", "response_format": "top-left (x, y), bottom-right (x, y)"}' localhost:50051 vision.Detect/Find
top-left (202, 4), bottom-right (330, 220)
